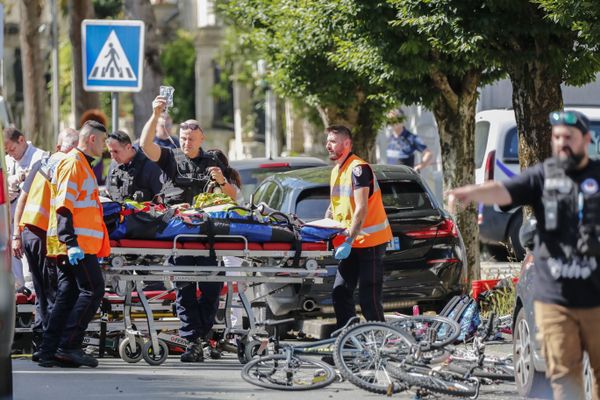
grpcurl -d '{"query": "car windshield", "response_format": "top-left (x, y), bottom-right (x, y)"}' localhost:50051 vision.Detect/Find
top-left (294, 180), bottom-right (433, 221)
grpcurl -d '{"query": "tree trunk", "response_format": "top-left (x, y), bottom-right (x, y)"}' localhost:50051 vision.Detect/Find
top-left (509, 61), bottom-right (562, 170)
top-left (124, 0), bottom-right (163, 138)
top-left (19, 0), bottom-right (49, 149)
top-left (69, 0), bottom-right (100, 126)
top-left (430, 69), bottom-right (481, 283)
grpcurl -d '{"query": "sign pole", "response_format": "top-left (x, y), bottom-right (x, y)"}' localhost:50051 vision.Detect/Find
top-left (111, 92), bottom-right (119, 132)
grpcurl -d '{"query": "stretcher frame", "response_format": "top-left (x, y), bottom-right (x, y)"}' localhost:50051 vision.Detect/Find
top-left (103, 233), bottom-right (331, 364)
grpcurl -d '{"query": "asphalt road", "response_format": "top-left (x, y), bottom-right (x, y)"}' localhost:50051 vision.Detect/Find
top-left (11, 341), bottom-right (518, 400)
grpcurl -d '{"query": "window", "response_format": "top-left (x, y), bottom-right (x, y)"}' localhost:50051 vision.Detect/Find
top-left (474, 121), bottom-right (490, 168)
top-left (253, 181), bottom-right (276, 205)
top-left (379, 180), bottom-right (433, 211)
top-left (503, 127), bottom-right (519, 163)
top-left (295, 188), bottom-right (331, 221)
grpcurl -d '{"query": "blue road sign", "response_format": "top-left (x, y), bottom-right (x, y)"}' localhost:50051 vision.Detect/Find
top-left (82, 19), bottom-right (145, 92)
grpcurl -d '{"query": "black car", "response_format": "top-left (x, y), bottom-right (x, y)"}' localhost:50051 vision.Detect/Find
top-left (250, 165), bottom-right (467, 319)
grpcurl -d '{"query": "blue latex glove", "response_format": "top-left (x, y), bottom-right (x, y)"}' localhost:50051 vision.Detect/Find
top-left (334, 240), bottom-right (352, 260)
top-left (67, 246), bottom-right (85, 266)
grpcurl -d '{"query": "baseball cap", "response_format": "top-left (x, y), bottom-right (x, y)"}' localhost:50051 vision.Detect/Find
top-left (549, 110), bottom-right (590, 135)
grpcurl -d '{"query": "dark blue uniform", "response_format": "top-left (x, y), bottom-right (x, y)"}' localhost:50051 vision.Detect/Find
top-left (106, 149), bottom-right (165, 203)
top-left (154, 147), bottom-right (225, 350)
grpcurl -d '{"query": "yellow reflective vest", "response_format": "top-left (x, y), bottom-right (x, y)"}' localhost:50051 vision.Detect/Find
top-left (330, 154), bottom-right (392, 248)
top-left (19, 152), bottom-right (68, 231)
top-left (46, 148), bottom-right (110, 257)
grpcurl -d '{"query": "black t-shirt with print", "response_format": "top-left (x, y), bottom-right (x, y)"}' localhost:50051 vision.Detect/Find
top-left (351, 163), bottom-right (374, 197)
top-left (503, 159), bottom-right (600, 307)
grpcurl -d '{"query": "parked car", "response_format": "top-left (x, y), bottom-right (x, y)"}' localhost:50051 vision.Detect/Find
top-left (0, 138), bottom-right (14, 399)
top-left (230, 156), bottom-right (327, 202)
top-left (513, 219), bottom-right (593, 399)
top-left (475, 106), bottom-right (600, 260)
top-left (250, 165), bottom-right (467, 320)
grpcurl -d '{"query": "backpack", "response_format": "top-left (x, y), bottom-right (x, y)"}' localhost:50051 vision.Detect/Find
top-left (439, 294), bottom-right (481, 342)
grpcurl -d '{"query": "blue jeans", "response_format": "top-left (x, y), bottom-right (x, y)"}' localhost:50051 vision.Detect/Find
top-left (41, 254), bottom-right (104, 354)
top-left (173, 255), bottom-right (223, 341)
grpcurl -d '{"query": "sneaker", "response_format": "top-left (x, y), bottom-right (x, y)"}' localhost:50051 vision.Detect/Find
top-left (180, 338), bottom-right (204, 362)
top-left (55, 348), bottom-right (99, 368)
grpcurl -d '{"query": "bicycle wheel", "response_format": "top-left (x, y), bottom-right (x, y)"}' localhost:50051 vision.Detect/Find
top-left (388, 315), bottom-right (461, 349)
top-left (446, 360), bottom-right (515, 381)
top-left (333, 321), bottom-right (415, 394)
top-left (389, 364), bottom-right (480, 398)
top-left (241, 354), bottom-right (336, 391)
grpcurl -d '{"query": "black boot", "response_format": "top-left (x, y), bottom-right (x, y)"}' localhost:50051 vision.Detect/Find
top-left (180, 338), bottom-right (204, 362)
top-left (55, 348), bottom-right (99, 368)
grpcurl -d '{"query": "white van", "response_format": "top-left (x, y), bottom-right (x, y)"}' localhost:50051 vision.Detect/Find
top-left (474, 107), bottom-right (600, 259)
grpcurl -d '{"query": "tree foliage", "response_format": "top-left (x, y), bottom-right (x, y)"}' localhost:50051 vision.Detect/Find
top-left (159, 30), bottom-right (196, 123)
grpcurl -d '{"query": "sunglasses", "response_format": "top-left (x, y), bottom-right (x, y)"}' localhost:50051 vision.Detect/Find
top-left (550, 111), bottom-right (578, 126)
top-left (180, 122), bottom-right (201, 131)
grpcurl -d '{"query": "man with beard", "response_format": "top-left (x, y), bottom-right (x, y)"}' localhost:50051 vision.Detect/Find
top-left (447, 110), bottom-right (600, 400)
top-left (324, 125), bottom-right (393, 331)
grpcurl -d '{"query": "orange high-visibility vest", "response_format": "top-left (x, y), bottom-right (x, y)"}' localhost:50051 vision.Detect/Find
top-left (330, 154), bottom-right (392, 248)
top-left (46, 148), bottom-right (110, 257)
top-left (19, 152), bottom-right (68, 231)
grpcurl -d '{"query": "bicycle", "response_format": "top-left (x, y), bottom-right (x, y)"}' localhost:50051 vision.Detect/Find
top-left (241, 317), bottom-right (359, 391)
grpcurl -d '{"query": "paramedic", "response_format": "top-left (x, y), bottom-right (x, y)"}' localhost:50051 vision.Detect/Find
top-left (38, 120), bottom-right (110, 368)
top-left (447, 110), bottom-right (600, 400)
top-left (11, 128), bottom-right (79, 358)
top-left (325, 125), bottom-right (393, 329)
top-left (139, 96), bottom-right (232, 362)
top-left (106, 130), bottom-right (165, 203)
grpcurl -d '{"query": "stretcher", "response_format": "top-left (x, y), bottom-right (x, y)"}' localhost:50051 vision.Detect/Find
top-left (102, 233), bottom-right (332, 365)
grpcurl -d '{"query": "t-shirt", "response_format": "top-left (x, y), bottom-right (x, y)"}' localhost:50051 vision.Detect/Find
top-left (503, 159), bottom-right (600, 307)
top-left (386, 128), bottom-right (427, 167)
top-left (351, 163), bottom-right (374, 197)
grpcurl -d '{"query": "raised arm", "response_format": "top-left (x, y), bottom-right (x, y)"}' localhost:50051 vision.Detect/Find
top-left (140, 96), bottom-right (167, 162)
top-left (447, 181), bottom-right (512, 213)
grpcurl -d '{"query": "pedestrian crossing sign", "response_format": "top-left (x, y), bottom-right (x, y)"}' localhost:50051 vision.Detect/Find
top-left (82, 19), bottom-right (145, 92)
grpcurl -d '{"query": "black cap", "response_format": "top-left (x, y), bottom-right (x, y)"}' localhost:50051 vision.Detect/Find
top-left (549, 110), bottom-right (590, 135)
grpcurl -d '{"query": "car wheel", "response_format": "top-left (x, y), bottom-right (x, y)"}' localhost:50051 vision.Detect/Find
top-left (514, 307), bottom-right (550, 397)
top-left (508, 215), bottom-right (526, 261)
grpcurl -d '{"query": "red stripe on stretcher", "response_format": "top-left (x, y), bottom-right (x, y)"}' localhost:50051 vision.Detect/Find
top-left (15, 293), bottom-right (36, 304)
top-left (110, 239), bottom-right (327, 251)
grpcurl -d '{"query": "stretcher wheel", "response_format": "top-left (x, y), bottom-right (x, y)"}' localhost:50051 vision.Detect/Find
top-left (142, 339), bottom-right (169, 366)
top-left (237, 339), bottom-right (268, 364)
top-left (111, 256), bottom-right (125, 268)
top-left (119, 337), bottom-right (144, 363)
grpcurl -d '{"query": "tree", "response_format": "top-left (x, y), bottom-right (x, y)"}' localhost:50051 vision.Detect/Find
top-left (160, 31), bottom-right (196, 123)
top-left (472, 1), bottom-right (599, 170)
top-left (18, 0), bottom-right (49, 148)
top-left (124, 0), bottom-right (163, 137)
top-left (219, 0), bottom-right (399, 162)
top-left (219, 0), bottom-right (497, 280)
top-left (68, 0), bottom-right (100, 127)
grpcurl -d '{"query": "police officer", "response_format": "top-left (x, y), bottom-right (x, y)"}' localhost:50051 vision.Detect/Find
top-left (39, 120), bottom-right (110, 368)
top-left (140, 96), bottom-right (235, 362)
top-left (325, 125), bottom-right (393, 330)
top-left (11, 128), bottom-right (79, 359)
top-left (106, 130), bottom-right (165, 203)
top-left (448, 110), bottom-right (600, 400)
